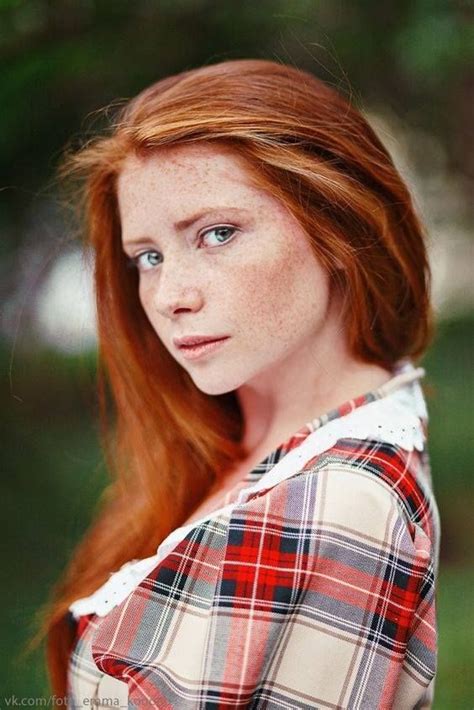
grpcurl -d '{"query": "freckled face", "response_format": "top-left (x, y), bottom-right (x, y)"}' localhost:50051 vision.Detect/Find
top-left (118, 143), bottom-right (335, 395)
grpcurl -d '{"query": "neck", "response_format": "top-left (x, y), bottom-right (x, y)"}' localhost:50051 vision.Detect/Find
top-left (236, 325), bottom-right (392, 465)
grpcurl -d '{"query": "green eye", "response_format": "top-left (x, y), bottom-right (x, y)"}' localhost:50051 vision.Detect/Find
top-left (134, 250), bottom-right (162, 271)
top-left (201, 226), bottom-right (237, 246)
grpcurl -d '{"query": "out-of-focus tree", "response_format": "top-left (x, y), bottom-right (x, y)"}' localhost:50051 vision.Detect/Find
top-left (2, 0), bottom-right (472, 348)
top-left (1, 3), bottom-right (473, 705)
top-left (1, 1), bottom-right (472, 240)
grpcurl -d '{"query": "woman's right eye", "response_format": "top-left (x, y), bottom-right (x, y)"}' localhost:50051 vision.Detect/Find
top-left (132, 251), bottom-right (162, 272)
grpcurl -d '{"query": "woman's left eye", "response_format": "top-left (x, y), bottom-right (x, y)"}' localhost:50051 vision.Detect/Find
top-left (200, 225), bottom-right (237, 247)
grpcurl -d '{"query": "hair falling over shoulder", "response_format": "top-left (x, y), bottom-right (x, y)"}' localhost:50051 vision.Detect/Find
top-left (26, 59), bottom-right (432, 695)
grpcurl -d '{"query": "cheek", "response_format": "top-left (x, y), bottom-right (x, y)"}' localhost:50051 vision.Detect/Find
top-left (137, 281), bottom-right (163, 334)
top-left (138, 281), bottom-right (151, 316)
top-left (238, 244), bottom-right (330, 347)
top-left (228, 247), bottom-right (312, 338)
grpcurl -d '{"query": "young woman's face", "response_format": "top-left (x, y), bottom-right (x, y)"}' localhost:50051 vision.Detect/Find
top-left (118, 143), bottom-right (341, 396)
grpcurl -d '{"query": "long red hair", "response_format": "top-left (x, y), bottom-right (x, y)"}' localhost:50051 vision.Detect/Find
top-left (27, 59), bottom-right (432, 695)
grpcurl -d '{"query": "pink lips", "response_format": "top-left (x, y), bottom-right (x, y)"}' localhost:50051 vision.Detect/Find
top-left (174, 336), bottom-right (230, 361)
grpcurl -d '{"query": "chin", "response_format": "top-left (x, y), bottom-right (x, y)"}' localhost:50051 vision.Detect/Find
top-left (189, 370), bottom-right (246, 397)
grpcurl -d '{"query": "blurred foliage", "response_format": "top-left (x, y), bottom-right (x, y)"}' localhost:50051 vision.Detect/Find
top-left (1, 0), bottom-right (473, 253)
top-left (434, 566), bottom-right (474, 708)
top-left (2, 312), bottom-right (474, 705)
top-left (1, 1), bottom-right (473, 706)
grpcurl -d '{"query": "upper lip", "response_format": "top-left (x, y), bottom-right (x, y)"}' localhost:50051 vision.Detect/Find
top-left (173, 334), bottom-right (229, 348)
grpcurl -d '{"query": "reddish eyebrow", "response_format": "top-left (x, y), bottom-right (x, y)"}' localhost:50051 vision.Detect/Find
top-left (173, 207), bottom-right (249, 231)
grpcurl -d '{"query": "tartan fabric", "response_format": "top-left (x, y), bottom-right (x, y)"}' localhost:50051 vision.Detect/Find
top-left (67, 369), bottom-right (440, 709)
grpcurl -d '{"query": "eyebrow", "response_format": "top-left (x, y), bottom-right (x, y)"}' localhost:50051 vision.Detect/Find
top-left (175, 206), bottom-right (255, 231)
top-left (123, 207), bottom-right (251, 249)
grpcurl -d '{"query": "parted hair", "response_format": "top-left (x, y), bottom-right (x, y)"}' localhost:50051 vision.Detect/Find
top-left (27, 59), bottom-right (432, 695)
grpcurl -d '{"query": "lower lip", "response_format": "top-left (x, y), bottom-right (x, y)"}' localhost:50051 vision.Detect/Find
top-left (178, 337), bottom-right (230, 361)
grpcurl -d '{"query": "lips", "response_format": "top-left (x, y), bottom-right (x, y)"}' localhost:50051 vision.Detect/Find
top-left (173, 335), bottom-right (229, 349)
top-left (175, 335), bottom-right (230, 360)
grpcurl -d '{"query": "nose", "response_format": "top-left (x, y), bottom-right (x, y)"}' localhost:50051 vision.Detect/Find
top-left (149, 258), bottom-right (204, 318)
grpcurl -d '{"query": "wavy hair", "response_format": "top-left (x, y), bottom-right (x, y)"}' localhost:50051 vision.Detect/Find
top-left (28, 59), bottom-right (432, 695)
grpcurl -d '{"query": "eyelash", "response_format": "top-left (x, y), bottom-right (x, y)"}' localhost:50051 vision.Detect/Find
top-left (128, 225), bottom-right (238, 273)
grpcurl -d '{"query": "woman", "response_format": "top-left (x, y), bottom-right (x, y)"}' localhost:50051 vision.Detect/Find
top-left (40, 59), bottom-right (440, 708)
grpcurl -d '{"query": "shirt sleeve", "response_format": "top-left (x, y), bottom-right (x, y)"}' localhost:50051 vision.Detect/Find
top-left (200, 460), bottom-right (438, 709)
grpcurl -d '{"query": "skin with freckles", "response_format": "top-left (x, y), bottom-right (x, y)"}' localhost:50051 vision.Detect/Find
top-left (118, 143), bottom-right (392, 481)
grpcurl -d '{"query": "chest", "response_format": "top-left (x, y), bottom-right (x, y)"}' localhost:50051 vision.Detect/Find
top-left (182, 462), bottom-right (253, 525)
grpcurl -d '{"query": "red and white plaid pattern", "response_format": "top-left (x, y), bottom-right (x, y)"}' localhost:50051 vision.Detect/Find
top-left (67, 366), bottom-right (440, 709)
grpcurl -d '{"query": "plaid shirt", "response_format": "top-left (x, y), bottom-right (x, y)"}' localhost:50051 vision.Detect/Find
top-left (67, 362), bottom-right (440, 709)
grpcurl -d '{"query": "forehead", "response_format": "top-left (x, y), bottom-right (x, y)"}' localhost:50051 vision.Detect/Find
top-left (116, 142), bottom-right (299, 244)
top-left (117, 143), bottom-right (263, 208)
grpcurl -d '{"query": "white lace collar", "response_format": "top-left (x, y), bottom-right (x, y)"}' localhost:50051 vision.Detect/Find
top-left (69, 360), bottom-right (427, 620)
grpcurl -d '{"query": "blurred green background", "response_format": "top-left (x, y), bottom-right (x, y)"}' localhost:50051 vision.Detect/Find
top-left (1, 1), bottom-right (473, 707)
